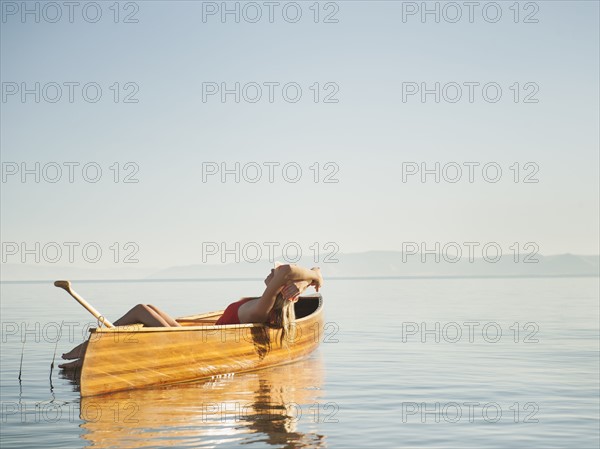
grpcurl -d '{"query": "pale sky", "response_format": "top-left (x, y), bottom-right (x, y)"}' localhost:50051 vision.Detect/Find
top-left (1, 1), bottom-right (598, 271)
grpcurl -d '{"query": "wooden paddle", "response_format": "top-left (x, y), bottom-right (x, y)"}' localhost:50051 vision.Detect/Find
top-left (54, 280), bottom-right (115, 328)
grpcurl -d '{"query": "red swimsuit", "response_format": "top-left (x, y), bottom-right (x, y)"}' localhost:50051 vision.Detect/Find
top-left (215, 298), bottom-right (255, 325)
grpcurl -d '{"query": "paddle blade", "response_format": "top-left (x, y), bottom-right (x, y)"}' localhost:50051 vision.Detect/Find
top-left (54, 280), bottom-right (72, 290)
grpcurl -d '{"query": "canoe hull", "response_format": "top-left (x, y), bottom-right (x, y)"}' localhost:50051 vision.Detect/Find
top-left (80, 295), bottom-right (323, 397)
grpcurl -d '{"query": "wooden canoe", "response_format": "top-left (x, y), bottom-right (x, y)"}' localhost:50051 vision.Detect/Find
top-left (79, 294), bottom-right (323, 397)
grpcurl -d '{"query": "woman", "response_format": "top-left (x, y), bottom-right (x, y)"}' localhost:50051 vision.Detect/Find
top-left (59, 264), bottom-right (322, 370)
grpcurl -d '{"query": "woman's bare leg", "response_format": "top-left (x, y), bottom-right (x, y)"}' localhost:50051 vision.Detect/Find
top-left (113, 304), bottom-right (171, 327)
top-left (60, 304), bottom-right (172, 369)
top-left (147, 304), bottom-right (181, 327)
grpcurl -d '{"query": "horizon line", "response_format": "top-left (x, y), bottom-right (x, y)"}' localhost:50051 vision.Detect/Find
top-left (1, 273), bottom-right (598, 285)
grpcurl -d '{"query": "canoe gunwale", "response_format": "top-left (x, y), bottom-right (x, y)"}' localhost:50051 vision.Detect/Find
top-left (87, 294), bottom-right (323, 334)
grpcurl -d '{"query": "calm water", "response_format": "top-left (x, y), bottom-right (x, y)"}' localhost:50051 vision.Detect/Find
top-left (1, 277), bottom-right (598, 448)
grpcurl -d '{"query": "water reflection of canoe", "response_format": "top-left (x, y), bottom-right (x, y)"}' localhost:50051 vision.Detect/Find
top-left (80, 294), bottom-right (323, 397)
top-left (79, 356), bottom-right (327, 449)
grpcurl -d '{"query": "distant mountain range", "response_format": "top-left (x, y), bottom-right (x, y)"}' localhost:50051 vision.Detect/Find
top-left (149, 252), bottom-right (600, 279)
top-left (2, 252), bottom-right (598, 282)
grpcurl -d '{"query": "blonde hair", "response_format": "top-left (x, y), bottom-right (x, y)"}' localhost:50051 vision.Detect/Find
top-left (269, 293), bottom-right (296, 347)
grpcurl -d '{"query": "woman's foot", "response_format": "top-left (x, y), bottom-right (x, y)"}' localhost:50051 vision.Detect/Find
top-left (58, 359), bottom-right (83, 370)
top-left (62, 341), bottom-right (88, 360)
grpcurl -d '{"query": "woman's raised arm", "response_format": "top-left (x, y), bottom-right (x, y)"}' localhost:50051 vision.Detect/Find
top-left (240, 264), bottom-right (321, 323)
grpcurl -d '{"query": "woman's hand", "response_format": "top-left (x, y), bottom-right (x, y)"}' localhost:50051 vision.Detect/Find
top-left (270, 264), bottom-right (323, 301)
top-left (281, 280), bottom-right (310, 302)
top-left (310, 267), bottom-right (323, 292)
top-left (281, 267), bottom-right (323, 300)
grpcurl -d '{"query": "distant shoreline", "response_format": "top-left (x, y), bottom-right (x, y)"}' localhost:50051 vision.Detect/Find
top-left (2, 273), bottom-right (598, 285)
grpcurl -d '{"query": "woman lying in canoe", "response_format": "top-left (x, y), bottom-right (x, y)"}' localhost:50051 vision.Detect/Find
top-left (59, 264), bottom-right (323, 369)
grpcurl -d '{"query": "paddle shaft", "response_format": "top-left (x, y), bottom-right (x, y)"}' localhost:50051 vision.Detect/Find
top-left (54, 280), bottom-right (115, 328)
